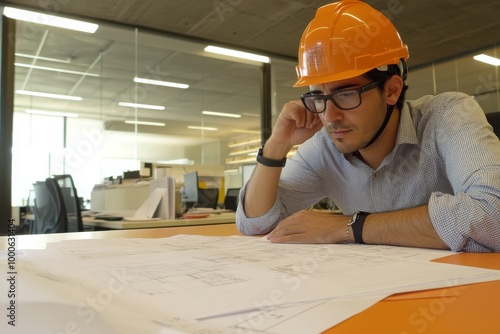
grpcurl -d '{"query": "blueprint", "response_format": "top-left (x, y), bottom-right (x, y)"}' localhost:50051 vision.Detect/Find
top-left (2, 235), bottom-right (499, 334)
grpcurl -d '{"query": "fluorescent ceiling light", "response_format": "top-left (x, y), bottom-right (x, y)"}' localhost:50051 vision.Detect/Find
top-left (202, 110), bottom-right (241, 118)
top-left (16, 90), bottom-right (82, 101)
top-left (125, 120), bottom-right (165, 127)
top-left (204, 45), bottom-right (270, 63)
top-left (14, 63), bottom-right (100, 77)
top-left (119, 102), bottom-right (165, 110)
top-left (187, 125), bottom-right (218, 131)
top-left (15, 53), bottom-right (71, 63)
top-left (4, 7), bottom-right (98, 33)
top-left (134, 77), bottom-right (189, 89)
top-left (473, 54), bottom-right (500, 66)
top-left (25, 109), bottom-right (78, 118)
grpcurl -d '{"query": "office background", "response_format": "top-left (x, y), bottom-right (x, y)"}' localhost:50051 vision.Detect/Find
top-left (0, 0), bottom-right (499, 232)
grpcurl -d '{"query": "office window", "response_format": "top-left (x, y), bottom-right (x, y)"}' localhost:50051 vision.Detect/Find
top-left (12, 113), bottom-right (63, 206)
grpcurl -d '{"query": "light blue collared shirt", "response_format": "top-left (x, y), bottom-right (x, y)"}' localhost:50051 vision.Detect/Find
top-left (236, 92), bottom-right (500, 252)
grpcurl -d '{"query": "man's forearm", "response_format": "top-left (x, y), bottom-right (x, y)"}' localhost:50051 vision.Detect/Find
top-left (244, 164), bottom-right (282, 217)
top-left (363, 205), bottom-right (449, 249)
top-left (244, 141), bottom-right (292, 218)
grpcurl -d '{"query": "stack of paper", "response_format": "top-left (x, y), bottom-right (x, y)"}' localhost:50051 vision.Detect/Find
top-left (125, 176), bottom-right (176, 221)
top-left (2, 235), bottom-right (499, 333)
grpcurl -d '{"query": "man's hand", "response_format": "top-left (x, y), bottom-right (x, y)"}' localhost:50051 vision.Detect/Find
top-left (269, 101), bottom-right (323, 151)
top-left (266, 210), bottom-right (347, 244)
top-left (243, 101), bottom-right (323, 218)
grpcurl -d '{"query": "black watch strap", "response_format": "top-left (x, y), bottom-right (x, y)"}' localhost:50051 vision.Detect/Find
top-left (350, 211), bottom-right (369, 244)
top-left (256, 145), bottom-right (286, 167)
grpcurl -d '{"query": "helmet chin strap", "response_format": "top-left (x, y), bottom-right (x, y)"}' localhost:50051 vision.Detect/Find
top-left (361, 60), bottom-right (405, 150)
top-left (362, 104), bottom-right (395, 149)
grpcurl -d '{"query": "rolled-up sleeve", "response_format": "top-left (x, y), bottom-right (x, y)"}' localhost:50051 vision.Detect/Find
top-left (428, 94), bottom-right (500, 252)
top-left (235, 182), bottom-right (283, 235)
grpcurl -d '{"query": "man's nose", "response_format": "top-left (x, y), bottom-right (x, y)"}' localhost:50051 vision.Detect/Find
top-left (322, 100), bottom-right (344, 123)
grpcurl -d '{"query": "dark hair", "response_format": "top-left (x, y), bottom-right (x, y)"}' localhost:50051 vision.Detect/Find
top-left (362, 61), bottom-right (408, 111)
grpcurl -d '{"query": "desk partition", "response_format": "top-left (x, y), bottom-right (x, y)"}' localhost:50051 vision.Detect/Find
top-left (90, 184), bottom-right (150, 214)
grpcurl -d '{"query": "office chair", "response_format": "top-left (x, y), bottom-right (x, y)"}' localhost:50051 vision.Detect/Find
top-left (485, 112), bottom-right (500, 138)
top-left (197, 188), bottom-right (219, 209)
top-left (31, 175), bottom-right (84, 234)
top-left (224, 188), bottom-right (240, 211)
top-left (52, 174), bottom-right (84, 233)
top-left (31, 178), bottom-right (68, 234)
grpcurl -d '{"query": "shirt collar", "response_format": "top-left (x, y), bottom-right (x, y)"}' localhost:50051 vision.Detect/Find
top-left (341, 103), bottom-right (419, 164)
top-left (395, 102), bottom-right (419, 147)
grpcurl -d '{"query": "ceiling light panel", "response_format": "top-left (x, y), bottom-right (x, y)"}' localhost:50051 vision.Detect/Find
top-left (118, 102), bottom-right (165, 110)
top-left (4, 7), bottom-right (98, 33)
top-left (134, 77), bottom-right (189, 89)
top-left (16, 90), bottom-right (82, 101)
top-left (14, 63), bottom-right (100, 77)
top-left (473, 54), bottom-right (500, 66)
top-left (15, 53), bottom-right (71, 63)
top-left (204, 46), bottom-right (270, 63)
top-left (202, 110), bottom-right (241, 118)
top-left (124, 120), bottom-right (165, 126)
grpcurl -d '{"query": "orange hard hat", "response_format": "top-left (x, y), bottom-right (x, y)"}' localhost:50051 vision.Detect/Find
top-left (294, 0), bottom-right (409, 87)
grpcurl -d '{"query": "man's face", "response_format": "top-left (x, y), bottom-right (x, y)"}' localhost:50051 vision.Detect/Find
top-left (309, 76), bottom-right (387, 154)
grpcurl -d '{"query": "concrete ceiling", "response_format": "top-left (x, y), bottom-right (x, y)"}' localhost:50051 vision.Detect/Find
top-left (1, 0), bottom-right (499, 145)
top-left (2, 0), bottom-right (498, 68)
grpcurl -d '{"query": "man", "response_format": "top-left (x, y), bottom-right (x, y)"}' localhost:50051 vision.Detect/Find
top-left (236, 0), bottom-right (500, 252)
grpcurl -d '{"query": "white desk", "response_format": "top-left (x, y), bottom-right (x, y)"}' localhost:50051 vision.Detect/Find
top-left (83, 212), bottom-right (236, 229)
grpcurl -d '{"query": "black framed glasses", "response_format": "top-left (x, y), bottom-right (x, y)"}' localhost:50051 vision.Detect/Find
top-left (300, 80), bottom-right (383, 113)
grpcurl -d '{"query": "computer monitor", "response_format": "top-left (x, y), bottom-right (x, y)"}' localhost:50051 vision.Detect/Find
top-left (183, 171), bottom-right (199, 209)
top-left (224, 188), bottom-right (240, 211)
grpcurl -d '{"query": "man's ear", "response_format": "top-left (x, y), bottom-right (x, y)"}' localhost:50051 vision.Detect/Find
top-left (384, 75), bottom-right (403, 106)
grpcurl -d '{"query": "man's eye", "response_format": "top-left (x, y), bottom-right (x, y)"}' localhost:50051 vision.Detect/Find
top-left (336, 91), bottom-right (356, 99)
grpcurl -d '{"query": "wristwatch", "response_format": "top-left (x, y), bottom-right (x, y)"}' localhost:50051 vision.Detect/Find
top-left (256, 145), bottom-right (287, 167)
top-left (349, 211), bottom-right (369, 244)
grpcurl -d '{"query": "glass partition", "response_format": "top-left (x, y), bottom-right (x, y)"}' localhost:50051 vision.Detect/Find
top-left (11, 16), bottom-right (263, 207)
